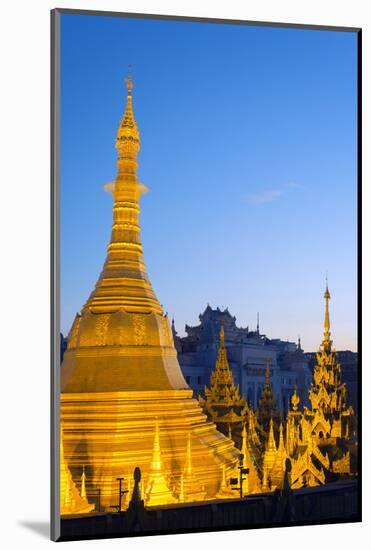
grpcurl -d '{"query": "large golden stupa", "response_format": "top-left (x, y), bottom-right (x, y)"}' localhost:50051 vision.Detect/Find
top-left (61, 72), bottom-right (239, 511)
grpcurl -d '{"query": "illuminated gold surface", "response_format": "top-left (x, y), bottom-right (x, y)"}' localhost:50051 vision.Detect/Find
top-left (240, 423), bottom-right (261, 494)
top-left (262, 418), bottom-right (277, 490)
top-left (61, 73), bottom-right (239, 511)
top-left (144, 420), bottom-right (177, 506)
top-left (60, 427), bottom-right (94, 515)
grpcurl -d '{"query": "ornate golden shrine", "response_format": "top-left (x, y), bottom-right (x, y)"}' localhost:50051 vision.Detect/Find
top-left (288, 283), bottom-right (356, 487)
top-left (60, 73), bottom-right (240, 512)
top-left (198, 323), bottom-right (248, 437)
top-left (262, 284), bottom-right (357, 491)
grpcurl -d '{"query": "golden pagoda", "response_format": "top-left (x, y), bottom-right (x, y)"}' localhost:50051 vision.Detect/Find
top-left (198, 322), bottom-right (248, 443)
top-left (60, 72), bottom-right (240, 511)
top-left (300, 284), bottom-right (356, 477)
top-left (286, 284), bottom-right (357, 488)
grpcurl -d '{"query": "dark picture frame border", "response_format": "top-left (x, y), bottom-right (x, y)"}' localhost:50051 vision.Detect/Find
top-left (51, 7), bottom-right (362, 542)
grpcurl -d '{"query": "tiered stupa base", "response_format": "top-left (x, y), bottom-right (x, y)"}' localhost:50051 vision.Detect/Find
top-left (61, 389), bottom-right (239, 511)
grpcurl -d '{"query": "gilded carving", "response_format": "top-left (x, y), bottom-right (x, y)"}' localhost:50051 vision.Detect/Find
top-left (95, 314), bottom-right (109, 346)
top-left (133, 313), bottom-right (146, 345)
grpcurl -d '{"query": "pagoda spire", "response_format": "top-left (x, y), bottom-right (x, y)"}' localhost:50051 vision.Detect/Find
top-left (180, 431), bottom-right (206, 502)
top-left (256, 356), bottom-right (280, 446)
top-left (198, 321), bottom-right (248, 440)
top-left (150, 419), bottom-right (162, 472)
top-left (262, 418), bottom-right (278, 490)
top-left (145, 419), bottom-right (177, 506)
top-left (278, 422), bottom-right (285, 453)
top-left (267, 418), bottom-right (277, 453)
top-left (82, 68), bottom-right (163, 316)
top-left (291, 385), bottom-right (300, 412)
top-left (81, 465), bottom-right (87, 500)
top-left (322, 280), bottom-right (332, 352)
top-left (270, 421), bottom-right (287, 489)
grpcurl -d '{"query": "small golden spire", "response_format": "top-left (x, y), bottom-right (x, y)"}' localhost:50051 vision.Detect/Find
top-left (219, 321), bottom-right (225, 347)
top-left (81, 465), bottom-right (87, 500)
top-left (267, 418), bottom-right (277, 452)
top-left (145, 418), bottom-right (178, 506)
top-left (322, 280), bottom-right (332, 352)
top-left (116, 66), bottom-right (140, 163)
top-left (150, 418), bottom-right (162, 472)
top-left (291, 385), bottom-right (300, 412)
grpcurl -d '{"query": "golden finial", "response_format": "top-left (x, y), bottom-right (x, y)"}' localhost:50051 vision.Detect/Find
top-left (267, 417), bottom-right (276, 452)
top-left (116, 66), bottom-right (140, 163)
top-left (322, 279), bottom-right (332, 351)
top-left (220, 321), bottom-right (225, 347)
top-left (125, 64), bottom-right (133, 93)
top-left (291, 385), bottom-right (300, 412)
top-left (278, 422), bottom-right (285, 452)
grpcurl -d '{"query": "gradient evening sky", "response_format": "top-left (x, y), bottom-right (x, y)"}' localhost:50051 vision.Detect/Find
top-left (60, 13), bottom-right (358, 352)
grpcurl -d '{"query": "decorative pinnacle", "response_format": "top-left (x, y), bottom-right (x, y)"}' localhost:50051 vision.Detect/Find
top-left (81, 464), bottom-right (87, 499)
top-left (125, 65), bottom-right (133, 93)
top-left (267, 417), bottom-right (276, 452)
top-left (150, 418), bottom-right (162, 472)
top-left (220, 321), bottom-right (225, 347)
top-left (322, 280), bottom-right (332, 351)
top-left (291, 385), bottom-right (300, 412)
top-left (116, 67), bottom-right (140, 163)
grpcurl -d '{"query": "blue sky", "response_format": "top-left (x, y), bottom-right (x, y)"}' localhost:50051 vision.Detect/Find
top-left (60, 13), bottom-right (358, 351)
